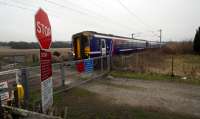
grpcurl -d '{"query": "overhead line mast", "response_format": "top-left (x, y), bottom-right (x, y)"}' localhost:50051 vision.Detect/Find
top-left (159, 29), bottom-right (162, 43)
top-left (159, 29), bottom-right (162, 48)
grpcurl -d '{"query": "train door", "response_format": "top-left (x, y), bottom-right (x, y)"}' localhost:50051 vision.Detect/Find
top-left (73, 37), bottom-right (81, 59)
top-left (101, 39), bottom-right (106, 56)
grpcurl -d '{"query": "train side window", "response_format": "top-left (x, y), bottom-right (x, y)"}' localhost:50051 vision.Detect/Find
top-left (101, 40), bottom-right (105, 48)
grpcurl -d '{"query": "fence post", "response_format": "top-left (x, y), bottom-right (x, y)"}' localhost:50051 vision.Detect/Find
top-left (60, 63), bottom-right (65, 87)
top-left (121, 55), bottom-right (123, 66)
top-left (110, 54), bottom-right (113, 70)
top-left (21, 68), bottom-right (29, 109)
top-left (0, 96), bottom-right (4, 119)
top-left (13, 84), bottom-right (19, 108)
top-left (64, 106), bottom-right (68, 119)
top-left (101, 56), bottom-right (103, 72)
top-left (171, 56), bottom-right (174, 77)
top-left (107, 55), bottom-right (110, 71)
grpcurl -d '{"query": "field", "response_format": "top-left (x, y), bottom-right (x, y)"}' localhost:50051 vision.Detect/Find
top-left (0, 48), bottom-right (71, 70)
top-left (0, 48), bottom-right (71, 56)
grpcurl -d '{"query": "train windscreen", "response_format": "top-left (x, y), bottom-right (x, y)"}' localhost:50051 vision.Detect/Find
top-left (73, 35), bottom-right (90, 60)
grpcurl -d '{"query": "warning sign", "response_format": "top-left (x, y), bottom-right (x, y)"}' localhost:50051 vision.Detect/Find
top-left (40, 49), bottom-right (52, 81)
top-left (0, 81), bottom-right (9, 102)
top-left (41, 76), bottom-right (53, 112)
top-left (40, 49), bottom-right (53, 112)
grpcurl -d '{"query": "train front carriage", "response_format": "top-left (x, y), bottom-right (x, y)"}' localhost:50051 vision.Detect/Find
top-left (72, 33), bottom-right (90, 60)
top-left (72, 31), bottom-right (112, 60)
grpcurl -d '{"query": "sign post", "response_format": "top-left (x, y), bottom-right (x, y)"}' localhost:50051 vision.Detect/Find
top-left (35, 8), bottom-right (53, 113)
top-left (40, 49), bottom-right (53, 112)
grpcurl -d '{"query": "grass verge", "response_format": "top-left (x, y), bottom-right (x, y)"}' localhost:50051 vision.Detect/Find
top-left (110, 71), bottom-right (200, 85)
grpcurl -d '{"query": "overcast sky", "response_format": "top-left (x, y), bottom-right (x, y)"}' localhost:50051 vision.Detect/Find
top-left (0, 0), bottom-right (200, 42)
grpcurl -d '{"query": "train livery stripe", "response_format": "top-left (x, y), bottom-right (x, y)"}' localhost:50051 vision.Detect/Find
top-left (119, 49), bottom-right (135, 52)
top-left (94, 34), bottom-right (145, 43)
top-left (90, 51), bottom-right (101, 54)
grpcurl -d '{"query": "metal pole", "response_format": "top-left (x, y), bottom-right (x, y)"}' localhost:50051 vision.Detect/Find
top-left (132, 33), bottom-right (135, 39)
top-left (14, 85), bottom-right (19, 108)
top-left (0, 96), bottom-right (4, 119)
top-left (64, 106), bottom-right (68, 119)
top-left (21, 68), bottom-right (29, 109)
top-left (159, 29), bottom-right (162, 48)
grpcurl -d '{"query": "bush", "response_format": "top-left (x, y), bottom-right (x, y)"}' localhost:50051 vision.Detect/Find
top-left (193, 27), bottom-right (200, 54)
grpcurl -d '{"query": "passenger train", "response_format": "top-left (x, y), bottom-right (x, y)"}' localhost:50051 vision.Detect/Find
top-left (72, 31), bottom-right (163, 60)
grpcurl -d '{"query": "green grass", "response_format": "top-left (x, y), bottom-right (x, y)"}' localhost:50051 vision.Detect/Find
top-left (110, 71), bottom-right (200, 85)
top-left (28, 90), bottom-right (41, 109)
top-left (52, 87), bottom-right (199, 119)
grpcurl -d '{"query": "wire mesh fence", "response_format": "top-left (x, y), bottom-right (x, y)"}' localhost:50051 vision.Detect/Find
top-left (112, 51), bottom-right (200, 80)
top-left (0, 55), bottom-right (111, 112)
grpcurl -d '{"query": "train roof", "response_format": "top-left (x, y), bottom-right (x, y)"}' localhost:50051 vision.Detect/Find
top-left (73, 31), bottom-right (163, 44)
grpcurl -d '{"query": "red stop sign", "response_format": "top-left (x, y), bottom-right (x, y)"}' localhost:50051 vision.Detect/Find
top-left (35, 8), bottom-right (52, 49)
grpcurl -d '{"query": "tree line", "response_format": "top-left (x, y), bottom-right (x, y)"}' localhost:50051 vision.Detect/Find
top-left (0, 41), bottom-right (71, 49)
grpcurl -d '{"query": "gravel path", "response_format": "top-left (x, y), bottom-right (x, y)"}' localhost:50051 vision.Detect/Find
top-left (81, 78), bottom-right (200, 117)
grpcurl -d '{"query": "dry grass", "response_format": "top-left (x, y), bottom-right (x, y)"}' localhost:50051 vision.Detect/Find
top-left (113, 46), bottom-right (200, 80)
top-left (0, 48), bottom-right (71, 56)
top-left (162, 41), bottom-right (193, 54)
top-left (0, 48), bottom-right (72, 68)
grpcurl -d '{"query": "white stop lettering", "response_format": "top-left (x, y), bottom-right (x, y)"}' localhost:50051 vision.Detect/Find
top-left (37, 21), bottom-right (51, 37)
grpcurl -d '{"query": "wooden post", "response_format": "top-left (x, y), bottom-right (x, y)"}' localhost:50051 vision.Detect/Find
top-left (110, 55), bottom-right (112, 70)
top-left (101, 56), bottom-right (103, 72)
top-left (107, 55), bottom-right (110, 71)
top-left (171, 56), bottom-right (174, 77)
